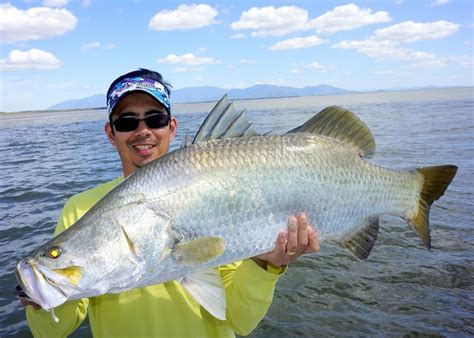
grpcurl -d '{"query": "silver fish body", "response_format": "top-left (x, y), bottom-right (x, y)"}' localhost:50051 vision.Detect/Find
top-left (15, 102), bottom-right (457, 318)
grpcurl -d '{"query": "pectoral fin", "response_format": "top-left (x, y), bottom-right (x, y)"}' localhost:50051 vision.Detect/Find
top-left (179, 269), bottom-right (226, 320)
top-left (340, 216), bottom-right (379, 260)
top-left (172, 236), bottom-right (225, 265)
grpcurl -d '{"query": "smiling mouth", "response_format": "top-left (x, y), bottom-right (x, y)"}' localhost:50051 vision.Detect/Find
top-left (132, 144), bottom-right (156, 154)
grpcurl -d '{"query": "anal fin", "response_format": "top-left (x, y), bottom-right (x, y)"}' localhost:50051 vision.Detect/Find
top-left (340, 216), bottom-right (379, 260)
top-left (179, 269), bottom-right (226, 320)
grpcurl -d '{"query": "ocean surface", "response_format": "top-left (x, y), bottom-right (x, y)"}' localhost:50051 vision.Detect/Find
top-left (0, 88), bottom-right (473, 337)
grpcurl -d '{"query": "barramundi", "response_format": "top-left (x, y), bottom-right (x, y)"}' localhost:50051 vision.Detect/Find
top-left (15, 95), bottom-right (457, 320)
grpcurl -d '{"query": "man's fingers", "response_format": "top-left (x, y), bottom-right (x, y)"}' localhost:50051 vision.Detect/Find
top-left (276, 230), bottom-right (287, 254)
top-left (286, 216), bottom-right (298, 255)
top-left (305, 227), bottom-right (320, 253)
top-left (297, 213), bottom-right (309, 247)
top-left (254, 213), bottom-right (320, 268)
top-left (20, 299), bottom-right (41, 310)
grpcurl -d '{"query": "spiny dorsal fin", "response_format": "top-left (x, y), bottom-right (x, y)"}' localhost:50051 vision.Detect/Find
top-left (181, 131), bottom-right (194, 148)
top-left (340, 216), bottom-right (379, 260)
top-left (190, 94), bottom-right (258, 145)
top-left (287, 106), bottom-right (376, 158)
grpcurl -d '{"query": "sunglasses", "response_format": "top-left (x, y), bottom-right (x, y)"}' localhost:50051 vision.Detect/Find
top-left (112, 110), bottom-right (171, 132)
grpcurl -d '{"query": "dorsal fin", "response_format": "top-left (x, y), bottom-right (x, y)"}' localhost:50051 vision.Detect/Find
top-left (287, 106), bottom-right (376, 158)
top-left (181, 131), bottom-right (194, 148)
top-left (190, 94), bottom-right (258, 145)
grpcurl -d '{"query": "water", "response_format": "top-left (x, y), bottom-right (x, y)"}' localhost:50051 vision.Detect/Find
top-left (1, 88), bottom-right (473, 337)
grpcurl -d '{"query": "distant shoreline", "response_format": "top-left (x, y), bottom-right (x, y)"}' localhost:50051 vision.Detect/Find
top-left (1, 86), bottom-right (472, 115)
top-left (0, 106), bottom-right (107, 115)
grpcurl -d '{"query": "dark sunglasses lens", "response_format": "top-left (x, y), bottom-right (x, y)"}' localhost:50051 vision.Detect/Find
top-left (113, 118), bottom-right (139, 132)
top-left (145, 114), bottom-right (170, 129)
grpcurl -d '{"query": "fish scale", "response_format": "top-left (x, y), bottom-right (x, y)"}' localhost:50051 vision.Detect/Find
top-left (122, 133), bottom-right (420, 268)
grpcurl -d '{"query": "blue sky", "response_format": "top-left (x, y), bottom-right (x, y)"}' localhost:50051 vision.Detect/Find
top-left (0, 0), bottom-right (472, 112)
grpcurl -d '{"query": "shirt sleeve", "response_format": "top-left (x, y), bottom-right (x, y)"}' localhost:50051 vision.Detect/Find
top-left (220, 259), bottom-right (287, 336)
top-left (26, 198), bottom-right (89, 338)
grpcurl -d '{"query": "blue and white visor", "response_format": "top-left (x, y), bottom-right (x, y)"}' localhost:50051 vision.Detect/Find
top-left (107, 76), bottom-right (171, 113)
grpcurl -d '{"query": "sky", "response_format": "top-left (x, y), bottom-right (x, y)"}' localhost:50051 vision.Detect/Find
top-left (0, 0), bottom-right (473, 112)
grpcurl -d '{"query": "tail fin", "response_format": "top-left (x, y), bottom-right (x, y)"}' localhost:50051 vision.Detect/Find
top-left (409, 165), bottom-right (457, 248)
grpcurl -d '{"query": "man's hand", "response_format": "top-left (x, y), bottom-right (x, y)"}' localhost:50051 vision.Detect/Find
top-left (252, 213), bottom-right (320, 269)
top-left (15, 284), bottom-right (41, 310)
top-left (20, 298), bottom-right (41, 310)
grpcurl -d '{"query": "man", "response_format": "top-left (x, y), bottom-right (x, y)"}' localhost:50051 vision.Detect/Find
top-left (22, 69), bottom-right (319, 337)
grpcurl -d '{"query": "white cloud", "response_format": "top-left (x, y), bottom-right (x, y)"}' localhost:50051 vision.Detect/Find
top-left (406, 54), bottom-right (473, 68)
top-left (309, 3), bottom-right (391, 34)
top-left (305, 62), bottom-right (325, 70)
top-left (0, 48), bottom-right (62, 71)
top-left (230, 33), bottom-right (245, 39)
top-left (81, 41), bottom-right (100, 50)
top-left (45, 81), bottom-right (75, 90)
top-left (448, 54), bottom-right (474, 68)
top-left (373, 21), bottom-right (460, 43)
top-left (291, 61), bottom-right (335, 73)
top-left (173, 66), bottom-right (205, 73)
top-left (42, 0), bottom-right (68, 8)
top-left (430, 0), bottom-right (450, 6)
top-left (81, 0), bottom-right (91, 8)
top-left (332, 18), bottom-right (461, 68)
top-left (240, 59), bottom-right (256, 64)
top-left (157, 53), bottom-right (220, 65)
top-left (149, 4), bottom-right (217, 31)
top-left (333, 38), bottom-right (457, 68)
top-left (0, 3), bottom-right (77, 43)
top-left (407, 59), bottom-right (448, 68)
top-left (304, 62), bottom-right (336, 72)
top-left (373, 70), bottom-right (409, 76)
top-left (333, 39), bottom-right (409, 60)
top-left (231, 4), bottom-right (391, 37)
top-left (269, 35), bottom-right (327, 51)
top-left (231, 6), bottom-right (309, 37)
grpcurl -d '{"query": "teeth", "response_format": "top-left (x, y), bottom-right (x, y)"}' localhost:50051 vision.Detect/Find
top-left (135, 145), bottom-right (153, 150)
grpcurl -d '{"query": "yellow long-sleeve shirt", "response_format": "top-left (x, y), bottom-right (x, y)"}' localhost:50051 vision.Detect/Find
top-left (26, 177), bottom-right (285, 337)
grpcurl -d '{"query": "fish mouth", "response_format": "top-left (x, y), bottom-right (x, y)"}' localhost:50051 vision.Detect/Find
top-left (15, 259), bottom-right (83, 310)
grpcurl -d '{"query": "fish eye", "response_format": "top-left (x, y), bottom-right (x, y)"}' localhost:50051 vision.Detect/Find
top-left (48, 246), bottom-right (62, 259)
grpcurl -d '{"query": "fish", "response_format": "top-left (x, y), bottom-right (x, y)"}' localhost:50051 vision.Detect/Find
top-left (15, 95), bottom-right (457, 320)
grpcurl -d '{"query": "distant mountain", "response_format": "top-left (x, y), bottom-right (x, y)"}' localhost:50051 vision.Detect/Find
top-left (228, 84), bottom-right (350, 100)
top-left (171, 86), bottom-right (227, 102)
top-left (48, 84), bottom-right (351, 110)
top-left (49, 94), bottom-right (106, 110)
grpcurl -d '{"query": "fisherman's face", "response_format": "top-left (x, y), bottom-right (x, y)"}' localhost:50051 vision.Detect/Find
top-left (105, 92), bottom-right (177, 177)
